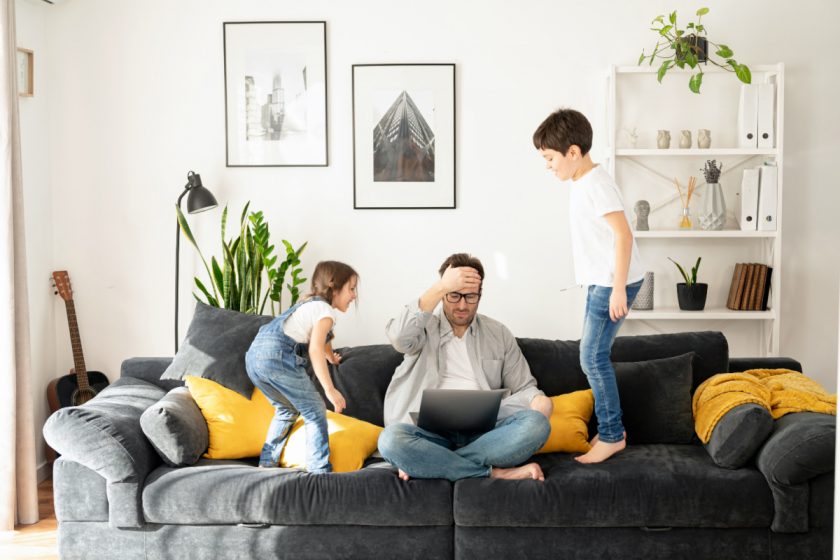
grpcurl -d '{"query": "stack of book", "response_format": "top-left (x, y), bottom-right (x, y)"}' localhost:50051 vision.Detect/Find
top-left (726, 263), bottom-right (773, 311)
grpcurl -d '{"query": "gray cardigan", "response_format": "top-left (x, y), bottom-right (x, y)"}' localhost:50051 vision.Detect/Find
top-left (383, 299), bottom-right (543, 426)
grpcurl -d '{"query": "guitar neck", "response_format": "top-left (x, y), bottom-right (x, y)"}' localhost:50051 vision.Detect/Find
top-left (64, 299), bottom-right (90, 390)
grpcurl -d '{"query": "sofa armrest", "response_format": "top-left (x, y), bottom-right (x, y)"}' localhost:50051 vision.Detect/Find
top-left (756, 412), bottom-right (836, 533)
top-left (43, 377), bottom-right (167, 528)
top-left (728, 357), bottom-right (802, 372)
top-left (121, 357), bottom-right (182, 391)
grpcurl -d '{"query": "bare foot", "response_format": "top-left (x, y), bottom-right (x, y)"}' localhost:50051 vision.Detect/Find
top-left (575, 438), bottom-right (626, 464)
top-left (397, 469), bottom-right (411, 481)
top-left (490, 463), bottom-right (545, 481)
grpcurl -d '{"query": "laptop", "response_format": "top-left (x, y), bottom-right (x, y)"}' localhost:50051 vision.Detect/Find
top-left (409, 388), bottom-right (510, 434)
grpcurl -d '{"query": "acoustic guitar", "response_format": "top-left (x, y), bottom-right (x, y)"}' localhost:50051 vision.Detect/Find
top-left (47, 271), bottom-right (110, 411)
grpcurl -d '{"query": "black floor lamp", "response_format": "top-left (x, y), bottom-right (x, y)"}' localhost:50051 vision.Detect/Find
top-left (175, 170), bottom-right (217, 353)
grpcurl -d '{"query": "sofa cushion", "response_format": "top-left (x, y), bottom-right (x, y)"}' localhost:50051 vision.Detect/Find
top-left (160, 301), bottom-right (272, 398)
top-left (140, 387), bottom-right (209, 467)
top-left (705, 403), bottom-right (774, 469)
top-left (454, 444), bottom-right (773, 528)
top-left (186, 375), bottom-right (381, 471)
top-left (613, 353), bottom-right (695, 444)
top-left (518, 331), bottom-right (728, 395)
top-left (536, 389), bottom-right (593, 454)
top-left (142, 458), bottom-right (453, 526)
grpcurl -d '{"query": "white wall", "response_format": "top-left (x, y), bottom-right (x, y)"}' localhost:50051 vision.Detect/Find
top-left (17, 0), bottom-right (840, 467)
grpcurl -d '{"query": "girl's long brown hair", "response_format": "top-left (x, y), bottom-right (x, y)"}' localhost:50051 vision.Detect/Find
top-left (306, 261), bottom-right (359, 305)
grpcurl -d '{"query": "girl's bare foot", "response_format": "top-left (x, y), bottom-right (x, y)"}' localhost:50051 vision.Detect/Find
top-left (575, 438), bottom-right (626, 464)
top-left (490, 463), bottom-right (545, 481)
top-left (589, 431), bottom-right (625, 446)
top-left (397, 469), bottom-right (411, 481)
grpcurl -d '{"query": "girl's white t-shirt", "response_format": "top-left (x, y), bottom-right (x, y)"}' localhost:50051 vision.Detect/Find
top-left (568, 165), bottom-right (645, 287)
top-left (283, 300), bottom-right (337, 344)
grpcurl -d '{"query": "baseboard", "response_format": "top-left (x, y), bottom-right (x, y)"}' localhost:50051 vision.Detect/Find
top-left (36, 460), bottom-right (52, 483)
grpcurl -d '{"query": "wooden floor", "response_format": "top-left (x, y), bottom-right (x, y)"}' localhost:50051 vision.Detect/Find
top-left (0, 477), bottom-right (58, 560)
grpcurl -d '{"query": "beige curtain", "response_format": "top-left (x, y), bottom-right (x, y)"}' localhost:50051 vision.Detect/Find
top-left (0, 0), bottom-right (39, 530)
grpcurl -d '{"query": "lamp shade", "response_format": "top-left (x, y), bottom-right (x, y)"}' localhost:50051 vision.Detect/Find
top-left (185, 172), bottom-right (218, 213)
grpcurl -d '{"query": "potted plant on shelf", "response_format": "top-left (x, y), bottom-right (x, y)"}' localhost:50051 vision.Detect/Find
top-left (638, 7), bottom-right (751, 93)
top-left (668, 257), bottom-right (707, 310)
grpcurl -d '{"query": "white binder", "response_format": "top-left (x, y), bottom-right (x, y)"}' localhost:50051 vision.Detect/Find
top-left (737, 84), bottom-right (758, 148)
top-left (740, 168), bottom-right (760, 230)
top-left (757, 84), bottom-right (776, 149)
top-left (757, 164), bottom-right (778, 231)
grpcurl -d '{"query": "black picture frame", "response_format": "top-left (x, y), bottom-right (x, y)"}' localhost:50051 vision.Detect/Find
top-left (223, 21), bottom-right (328, 167)
top-left (352, 63), bottom-right (456, 209)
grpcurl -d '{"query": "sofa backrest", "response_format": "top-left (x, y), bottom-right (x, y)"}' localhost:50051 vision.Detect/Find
top-left (328, 331), bottom-right (729, 427)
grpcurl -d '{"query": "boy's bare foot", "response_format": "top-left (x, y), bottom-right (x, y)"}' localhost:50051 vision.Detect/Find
top-left (397, 469), bottom-right (411, 481)
top-left (575, 438), bottom-right (626, 464)
top-left (490, 463), bottom-right (545, 481)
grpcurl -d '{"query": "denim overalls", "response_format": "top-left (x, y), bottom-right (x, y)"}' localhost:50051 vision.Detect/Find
top-left (245, 297), bottom-right (335, 472)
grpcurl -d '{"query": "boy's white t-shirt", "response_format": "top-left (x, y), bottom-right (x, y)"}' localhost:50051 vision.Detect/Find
top-left (568, 165), bottom-right (645, 287)
top-left (283, 300), bottom-right (337, 344)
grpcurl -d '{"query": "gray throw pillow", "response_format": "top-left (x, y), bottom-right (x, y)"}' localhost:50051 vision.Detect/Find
top-left (756, 412), bottom-right (836, 485)
top-left (160, 302), bottom-right (273, 398)
top-left (609, 352), bottom-right (695, 444)
top-left (140, 387), bottom-right (209, 467)
top-left (704, 403), bottom-right (774, 469)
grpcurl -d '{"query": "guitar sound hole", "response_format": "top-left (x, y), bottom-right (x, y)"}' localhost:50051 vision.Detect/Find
top-left (72, 388), bottom-right (98, 406)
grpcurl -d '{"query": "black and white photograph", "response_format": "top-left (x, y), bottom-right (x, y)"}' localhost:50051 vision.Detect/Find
top-left (353, 64), bottom-right (455, 208)
top-left (224, 21), bottom-right (328, 167)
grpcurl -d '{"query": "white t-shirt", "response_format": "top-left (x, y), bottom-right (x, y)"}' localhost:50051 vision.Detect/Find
top-left (568, 165), bottom-right (645, 287)
top-left (437, 335), bottom-right (480, 391)
top-left (283, 300), bottom-right (337, 344)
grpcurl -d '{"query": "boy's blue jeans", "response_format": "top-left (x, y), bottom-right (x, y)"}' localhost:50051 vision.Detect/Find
top-left (579, 280), bottom-right (643, 444)
top-left (378, 409), bottom-right (550, 481)
top-left (245, 345), bottom-right (331, 473)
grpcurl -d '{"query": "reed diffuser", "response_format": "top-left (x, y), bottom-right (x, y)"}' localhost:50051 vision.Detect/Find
top-left (674, 176), bottom-right (697, 229)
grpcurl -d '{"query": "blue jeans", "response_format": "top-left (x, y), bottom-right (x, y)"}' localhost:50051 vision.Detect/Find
top-left (580, 280), bottom-right (643, 444)
top-left (378, 410), bottom-right (550, 481)
top-left (245, 341), bottom-right (331, 473)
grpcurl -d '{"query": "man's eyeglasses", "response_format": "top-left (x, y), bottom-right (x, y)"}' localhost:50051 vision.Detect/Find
top-left (445, 292), bottom-right (481, 304)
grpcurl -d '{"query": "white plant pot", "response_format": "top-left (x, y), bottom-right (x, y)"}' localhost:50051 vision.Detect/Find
top-left (699, 182), bottom-right (726, 231)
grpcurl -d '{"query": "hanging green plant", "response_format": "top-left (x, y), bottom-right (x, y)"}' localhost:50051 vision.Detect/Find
top-left (176, 202), bottom-right (307, 315)
top-left (638, 7), bottom-right (751, 93)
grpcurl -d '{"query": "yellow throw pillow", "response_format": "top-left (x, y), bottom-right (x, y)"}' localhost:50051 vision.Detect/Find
top-left (280, 412), bottom-right (382, 473)
top-left (536, 389), bottom-right (594, 454)
top-left (185, 375), bottom-right (382, 472)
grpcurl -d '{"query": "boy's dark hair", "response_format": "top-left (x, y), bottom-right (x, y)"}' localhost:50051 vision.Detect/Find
top-left (307, 261), bottom-right (359, 305)
top-left (438, 253), bottom-right (484, 281)
top-left (532, 108), bottom-right (593, 156)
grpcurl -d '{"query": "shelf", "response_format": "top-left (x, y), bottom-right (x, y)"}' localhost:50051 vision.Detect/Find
top-left (614, 64), bottom-right (783, 75)
top-left (615, 148), bottom-right (778, 157)
top-left (634, 230), bottom-right (778, 239)
top-left (626, 307), bottom-right (775, 320)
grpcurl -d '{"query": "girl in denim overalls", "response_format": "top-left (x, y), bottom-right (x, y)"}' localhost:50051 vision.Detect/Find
top-left (245, 261), bottom-right (358, 472)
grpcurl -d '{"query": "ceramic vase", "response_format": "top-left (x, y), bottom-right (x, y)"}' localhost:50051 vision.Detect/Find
top-left (656, 130), bottom-right (671, 149)
top-left (698, 129), bottom-right (711, 149)
top-left (698, 182), bottom-right (726, 230)
top-left (631, 272), bottom-right (654, 310)
top-left (679, 130), bottom-right (692, 149)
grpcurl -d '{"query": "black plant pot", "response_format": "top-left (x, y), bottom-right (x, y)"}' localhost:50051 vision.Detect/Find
top-left (678, 35), bottom-right (708, 63)
top-left (677, 283), bottom-right (708, 311)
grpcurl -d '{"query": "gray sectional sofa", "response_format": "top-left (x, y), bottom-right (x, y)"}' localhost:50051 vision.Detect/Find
top-left (44, 331), bottom-right (835, 559)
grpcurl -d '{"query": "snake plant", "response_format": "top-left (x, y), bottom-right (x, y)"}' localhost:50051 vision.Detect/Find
top-left (176, 202), bottom-right (307, 315)
top-left (668, 257), bottom-right (702, 286)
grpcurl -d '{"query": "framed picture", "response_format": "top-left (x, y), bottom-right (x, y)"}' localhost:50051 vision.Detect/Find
top-left (223, 21), bottom-right (328, 167)
top-left (17, 48), bottom-right (33, 97)
top-left (352, 64), bottom-right (455, 209)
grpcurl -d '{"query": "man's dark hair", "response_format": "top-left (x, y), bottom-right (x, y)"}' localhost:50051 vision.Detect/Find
top-left (532, 108), bottom-right (593, 156)
top-left (438, 253), bottom-right (484, 281)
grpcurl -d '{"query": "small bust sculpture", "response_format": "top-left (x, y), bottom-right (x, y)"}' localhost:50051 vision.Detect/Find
top-left (634, 200), bottom-right (651, 231)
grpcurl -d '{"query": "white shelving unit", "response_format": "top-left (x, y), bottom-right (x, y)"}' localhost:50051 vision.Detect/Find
top-left (607, 64), bottom-right (784, 356)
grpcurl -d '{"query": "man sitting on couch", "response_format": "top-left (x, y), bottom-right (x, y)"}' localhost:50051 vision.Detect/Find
top-left (378, 253), bottom-right (553, 482)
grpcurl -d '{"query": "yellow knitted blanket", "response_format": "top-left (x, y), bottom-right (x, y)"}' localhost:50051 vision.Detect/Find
top-left (692, 369), bottom-right (836, 443)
